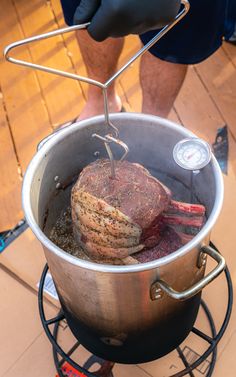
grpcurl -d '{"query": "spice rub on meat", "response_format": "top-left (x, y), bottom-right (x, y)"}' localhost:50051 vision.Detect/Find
top-left (71, 159), bottom-right (205, 262)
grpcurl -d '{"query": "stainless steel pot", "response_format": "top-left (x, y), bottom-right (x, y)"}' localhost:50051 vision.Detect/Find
top-left (22, 113), bottom-right (225, 363)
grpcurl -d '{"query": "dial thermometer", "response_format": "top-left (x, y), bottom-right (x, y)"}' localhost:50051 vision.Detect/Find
top-left (173, 138), bottom-right (212, 170)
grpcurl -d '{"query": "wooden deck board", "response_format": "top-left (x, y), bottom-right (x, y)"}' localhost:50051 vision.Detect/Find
top-left (13, 0), bottom-right (85, 129)
top-left (0, 0), bottom-right (52, 173)
top-left (175, 66), bottom-right (224, 140)
top-left (195, 47), bottom-right (236, 140)
top-left (0, 94), bottom-right (22, 231)
top-left (222, 41), bottom-right (236, 67)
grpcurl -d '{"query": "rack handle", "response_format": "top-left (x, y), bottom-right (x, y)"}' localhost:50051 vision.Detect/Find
top-left (4, 1), bottom-right (190, 90)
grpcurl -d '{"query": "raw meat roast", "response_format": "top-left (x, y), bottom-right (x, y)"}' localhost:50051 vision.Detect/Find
top-left (71, 159), bottom-right (205, 263)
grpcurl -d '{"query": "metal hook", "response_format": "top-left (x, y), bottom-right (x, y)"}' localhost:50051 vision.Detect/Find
top-left (105, 135), bottom-right (129, 161)
top-left (92, 133), bottom-right (130, 179)
top-left (92, 134), bottom-right (116, 178)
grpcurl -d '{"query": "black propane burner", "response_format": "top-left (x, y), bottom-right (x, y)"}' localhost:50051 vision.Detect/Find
top-left (38, 243), bottom-right (233, 377)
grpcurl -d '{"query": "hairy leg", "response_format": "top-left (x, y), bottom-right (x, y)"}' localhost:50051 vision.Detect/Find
top-left (140, 52), bottom-right (187, 117)
top-left (76, 31), bottom-right (124, 120)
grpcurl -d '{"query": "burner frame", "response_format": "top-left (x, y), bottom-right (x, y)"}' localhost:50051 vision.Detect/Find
top-left (38, 243), bottom-right (233, 377)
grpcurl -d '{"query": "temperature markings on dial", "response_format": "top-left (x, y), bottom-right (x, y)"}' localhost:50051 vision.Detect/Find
top-left (173, 138), bottom-right (212, 170)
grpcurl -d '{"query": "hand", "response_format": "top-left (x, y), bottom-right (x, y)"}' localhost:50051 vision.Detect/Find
top-left (73, 0), bottom-right (181, 41)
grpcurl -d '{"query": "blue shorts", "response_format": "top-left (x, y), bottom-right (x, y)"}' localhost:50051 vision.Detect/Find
top-left (60, 0), bottom-right (235, 64)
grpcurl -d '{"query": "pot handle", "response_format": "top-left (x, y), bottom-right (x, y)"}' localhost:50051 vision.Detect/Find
top-left (37, 121), bottom-right (72, 150)
top-left (150, 245), bottom-right (226, 301)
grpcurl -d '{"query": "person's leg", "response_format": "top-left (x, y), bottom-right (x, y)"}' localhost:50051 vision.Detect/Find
top-left (140, 52), bottom-right (187, 118)
top-left (76, 31), bottom-right (124, 120)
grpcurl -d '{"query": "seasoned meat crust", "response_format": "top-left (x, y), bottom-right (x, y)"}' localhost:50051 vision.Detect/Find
top-left (71, 159), bottom-right (205, 261)
top-left (71, 159), bottom-right (171, 259)
top-left (73, 159), bottom-right (170, 229)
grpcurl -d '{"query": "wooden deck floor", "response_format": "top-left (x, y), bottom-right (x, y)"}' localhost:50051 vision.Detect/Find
top-left (1, 1), bottom-right (236, 376)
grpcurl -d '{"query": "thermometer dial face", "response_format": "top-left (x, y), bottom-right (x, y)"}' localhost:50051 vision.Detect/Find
top-left (173, 138), bottom-right (212, 170)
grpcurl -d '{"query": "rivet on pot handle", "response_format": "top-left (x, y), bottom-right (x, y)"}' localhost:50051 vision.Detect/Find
top-left (150, 245), bottom-right (226, 301)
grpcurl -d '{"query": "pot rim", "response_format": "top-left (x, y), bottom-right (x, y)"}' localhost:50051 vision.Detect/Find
top-left (22, 113), bottom-right (224, 273)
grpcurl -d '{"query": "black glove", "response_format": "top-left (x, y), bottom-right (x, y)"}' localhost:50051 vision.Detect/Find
top-left (74, 0), bottom-right (181, 41)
